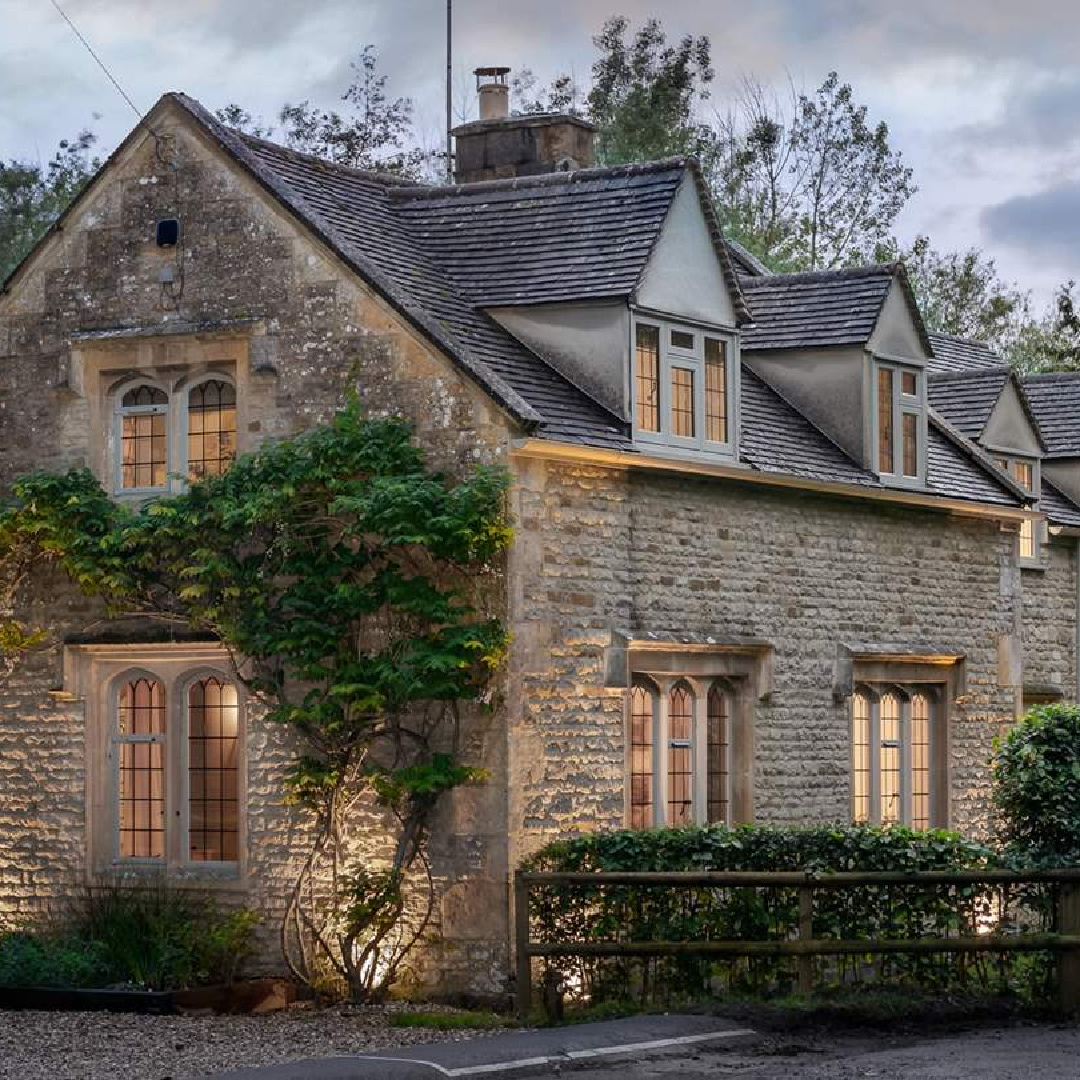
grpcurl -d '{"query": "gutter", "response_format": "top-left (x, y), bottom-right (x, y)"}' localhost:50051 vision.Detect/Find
top-left (512, 438), bottom-right (1033, 522)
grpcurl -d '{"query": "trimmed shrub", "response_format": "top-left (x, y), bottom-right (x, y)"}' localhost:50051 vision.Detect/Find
top-left (521, 824), bottom-right (1048, 1006)
top-left (994, 704), bottom-right (1080, 866)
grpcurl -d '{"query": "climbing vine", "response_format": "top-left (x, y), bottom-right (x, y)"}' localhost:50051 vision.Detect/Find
top-left (0, 404), bottom-right (511, 1000)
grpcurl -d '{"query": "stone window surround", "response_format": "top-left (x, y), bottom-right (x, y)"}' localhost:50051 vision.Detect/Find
top-left (872, 353), bottom-right (928, 491)
top-left (62, 641), bottom-right (247, 887)
top-left (607, 634), bottom-right (774, 826)
top-left (630, 310), bottom-right (740, 465)
top-left (65, 328), bottom-right (252, 501)
top-left (833, 646), bottom-right (965, 831)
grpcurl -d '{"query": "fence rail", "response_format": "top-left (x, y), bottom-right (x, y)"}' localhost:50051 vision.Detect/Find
top-left (514, 868), bottom-right (1080, 1021)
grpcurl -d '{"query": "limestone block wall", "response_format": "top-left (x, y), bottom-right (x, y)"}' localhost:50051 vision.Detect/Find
top-left (1021, 540), bottom-right (1078, 705)
top-left (0, 113), bottom-right (515, 997)
top-left (508, 457), bottom-right (1022, 866)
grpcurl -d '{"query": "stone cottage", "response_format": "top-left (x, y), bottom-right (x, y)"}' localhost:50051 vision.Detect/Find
top-left (2, 79), bottom-right (1079, 998)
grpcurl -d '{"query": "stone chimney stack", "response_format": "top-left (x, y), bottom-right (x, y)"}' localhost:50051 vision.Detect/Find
top-left (451, 66), bottom-right (597, 185)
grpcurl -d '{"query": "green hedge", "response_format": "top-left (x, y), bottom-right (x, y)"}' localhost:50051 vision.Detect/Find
top-left (522, 825), bottom-right (1051, 1006)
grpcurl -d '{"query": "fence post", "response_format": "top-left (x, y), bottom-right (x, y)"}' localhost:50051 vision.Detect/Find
top-left (798, 884), bottom-right (814, 996)
top-left (1058, 882), bottom-right (1080, 1015)
top-left (514, 871), bottom-right (533, 1024)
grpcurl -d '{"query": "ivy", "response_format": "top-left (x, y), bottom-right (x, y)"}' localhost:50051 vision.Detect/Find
top-left (0, 402), bottom-right (512, 1001)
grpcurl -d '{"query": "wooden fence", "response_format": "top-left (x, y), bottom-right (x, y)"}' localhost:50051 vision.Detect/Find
top-left (514, 868), bottom-right (1080, 1021)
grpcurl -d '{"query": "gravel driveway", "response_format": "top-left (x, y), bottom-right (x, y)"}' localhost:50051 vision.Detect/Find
top-left (0, 1005), bottom-right (505, 1080)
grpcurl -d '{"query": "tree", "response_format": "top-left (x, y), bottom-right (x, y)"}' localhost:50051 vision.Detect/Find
top-left (510, 68), bottom-right (584, 117)
top-left (1011, 281), bottom-right (1080, 373)
top-left (716, 73), bottom-right (915, 271)
top-left (0, 129), bottom-right (99, 283)
top-left (880, 235), bottom-right (1031, 356)
top-left (586, 16), bottom-right (717, 165)
top-left (0, 404), bottom-right (511, 1000)
top-left (213, 104), bottom-right (274, 140)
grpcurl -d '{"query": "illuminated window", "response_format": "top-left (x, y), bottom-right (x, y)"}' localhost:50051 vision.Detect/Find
top-left (116, 678), bottom-right (166, 859)
top-left (628, 676), bottom-right (737, 827)
top-left (632, 319), bottom-right (735, 455)
top-left (851, 685), bottom-right (938, 828)
top-left (110, 666), bottom-right (242, 867)
top-left (187, 380), bottom-right (237, 481)
top-left (635, 325), bottom-right (661, 433)
top-left (118, 384), bottom-right (169, 491)
top-left (875, 361), bottom-right (924, 484)
top-left (188, 677), bottom-right (240, 862)
top-left (995, 455), bottom-right (1041, 563)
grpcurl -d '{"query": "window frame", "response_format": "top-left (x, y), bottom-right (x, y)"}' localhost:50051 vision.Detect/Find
top-left (991, 451), bottom-right (1044, 567)
top-left (108, 371), bottom-right (238, 499)
top-left (113, 378), bottom-right (172, 496)
top-left (850, 682), bottom-right (940, 829)
top-left (630, 313), bottom-right (739, 462)
top-left (626, 674), bottom-right (739, 828)
top-left (872, 356), bottom-right (927, 489)
top-left (67, 643), bottom-right (247, 882)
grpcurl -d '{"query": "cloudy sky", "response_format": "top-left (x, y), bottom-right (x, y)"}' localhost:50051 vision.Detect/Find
top-left (4, 0), bottom-right (1080, 304)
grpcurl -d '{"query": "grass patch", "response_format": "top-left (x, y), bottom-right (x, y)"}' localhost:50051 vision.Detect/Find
top-left (390, 1010), bottom-right (511, 1031)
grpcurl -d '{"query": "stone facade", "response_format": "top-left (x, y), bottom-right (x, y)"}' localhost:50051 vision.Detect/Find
top-left (0, 112), bottom-right (516, 998)
top-left (1021, 540), bottom-right (1079, 705)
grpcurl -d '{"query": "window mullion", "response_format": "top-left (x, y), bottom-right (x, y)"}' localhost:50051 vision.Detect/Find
top-left (870, 700), bottom-right (881, 826)
top-left (655, 682), bottom-right (670, 827)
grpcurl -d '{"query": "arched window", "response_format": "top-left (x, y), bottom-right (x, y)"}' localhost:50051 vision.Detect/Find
top-left (850, 685), bottom-right (938, 829)
top-left (115, 677), bottom-right (166, 859)
top-left (188, 676), bottom-right (241, 862)
top-left (117, 384), bottom-right (169, 490)
top-left (187, 379), bottom-right (237, 481)
top-left (629, 683), bottom-right (655, 830)
top-left (667, 682), bottom-right (694, 825)
top-left (707, 683), bottom-right (730, 824)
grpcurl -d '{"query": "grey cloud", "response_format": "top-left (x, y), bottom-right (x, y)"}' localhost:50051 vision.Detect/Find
top-left (952, 74), bottom-right (1080, 152)
top-left (982, 181), bottom-right (1080, 270)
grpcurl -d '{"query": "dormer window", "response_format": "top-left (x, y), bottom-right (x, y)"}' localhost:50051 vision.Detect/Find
top-left (875, 360), bottom-right (926, 487)
top-left (994, 454), bottom-right (1042, 565)
top-left (632, 317), bottom-right (736, 459)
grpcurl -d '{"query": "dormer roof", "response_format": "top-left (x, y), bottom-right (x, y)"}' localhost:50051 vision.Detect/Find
top-left (1023, 372), bottom-right (1080, 458)
top-left (739, 264), bottom-right (933, 356)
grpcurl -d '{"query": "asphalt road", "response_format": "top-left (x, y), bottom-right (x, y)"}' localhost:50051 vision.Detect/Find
top-left (576, 1024), bottom-right (1080, 1079)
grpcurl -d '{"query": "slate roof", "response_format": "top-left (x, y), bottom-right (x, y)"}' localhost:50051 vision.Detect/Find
top-left (392, 161), bottom-right (749, 319)
top-left (1, 92), bottom-right (1024, 514)
top-left (1040, 477), bottom-right (1080, 529)
top-left (927, 332), bottom-right (1005, 375)
top-left (1023, 373), bottom-right (1080, 458)
top-left (927, 368), bottom-right (1011, 439)
top-left (739, 265), bottom-right (932, 354)
top-left (725, 239), bottom-right (771, 278)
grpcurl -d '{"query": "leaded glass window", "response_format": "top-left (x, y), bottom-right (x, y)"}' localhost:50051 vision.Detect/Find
top-left (629, 684), bottom-right (655, 830)
top-left (187, 380), bottom-right (237, 481)
top-left (666, 683), bottom-right (694, 825)
top-left (188, 677), bottom-right (240, 862)
top-left (116, 678), bottom-right (166, 859)
top-left (706, 683), bottom-right (730, 824)
top-left (118, 384), bottom-right (169, 490)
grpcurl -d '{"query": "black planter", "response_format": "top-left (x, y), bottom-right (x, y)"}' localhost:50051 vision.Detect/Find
top-left (0, 986), bottom-right (177, 1014)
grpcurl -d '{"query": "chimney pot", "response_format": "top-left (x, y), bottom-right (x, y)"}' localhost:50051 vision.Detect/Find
top-left (474, 66), bottom-right (511, 121)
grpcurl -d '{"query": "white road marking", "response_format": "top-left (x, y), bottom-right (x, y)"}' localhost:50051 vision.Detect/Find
top-left (354, 1027), bottom-right (756, 1077)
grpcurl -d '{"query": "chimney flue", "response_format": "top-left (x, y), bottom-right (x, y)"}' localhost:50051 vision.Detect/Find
top-left (475, 66), bottom-right (510, 121)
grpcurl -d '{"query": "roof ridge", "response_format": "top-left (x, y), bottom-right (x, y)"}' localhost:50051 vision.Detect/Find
top-left (391, 157), bottom-right (690, 201)
top-left (1023, 370), bottom-right (1080, 383)
top-left (928, 366), bottom-right (1011, 382)
top-left (741, 263), bottom-right (899, 287)
top-left (928, 328), bottom-right (1001, 351)
top-left (234, 128), bottom-right (421, 188)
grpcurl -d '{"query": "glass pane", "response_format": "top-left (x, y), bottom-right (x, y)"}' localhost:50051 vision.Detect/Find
top-left (880, 693), bottom-right (901, 824)
top-left (188, 678), bottom-right (241, 862)
top-left (911, 693), bottom-right (931, 830)
top-left (1020, 519), bottom-right (1036, 560)
top-left (901, 371), bottom-right (917, 397)
top-left (878, 368), bottom-right (894, 473)
top-left (635, 325), bottom-right (661, 433)
top-left (902, 412), bottom-right (918, 477)
top-left (188, 380), bottom-right (238, 481)
top-left (117, 680), bottom-right (165, 859)
top-left (671, 329), bottom-right (695, 350)
top-left (1011, 460), bottom-right (1033, 492)
top-left (122, 385), bottom-right (167, 408)
top-left (670, 367), bottom-right (695, 438)
top-left (707, 684), bottom-right (729, 824)
top-left (705, 338), bottom-right (727, 444)
top-left (852, 691), bottom-right (871, 823)
top-left (629, 685), bottom-right (654, 829)
top-left (667, 684), bottom-right (694, 825)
